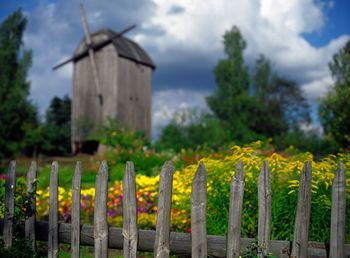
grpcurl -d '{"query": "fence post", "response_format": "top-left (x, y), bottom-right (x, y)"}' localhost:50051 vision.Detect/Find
top-left (330, 161), bottom-right (346, 258)
top-left (3, 160), bottom-right (16, 247)
top-left (48, 161), bottom-right (59, 258)
top-left (191, 161), bottom-right (207, 258)
top-left (227, 161), bottom-right (245, 257)
top-left (94, 160), bottom-right (109, 258)
top-left (123, 161), bottom-right (138, 258)
top-left (71, 161), bottom-right (82, 258)
top-left (291, 161), bottom-right (312, 258)
top-left (154, 161), bottom-right (174, 258)
top-left (25, 161), bottom-right (37, 251)
top-left (258, 160), bottom-right (271, 256)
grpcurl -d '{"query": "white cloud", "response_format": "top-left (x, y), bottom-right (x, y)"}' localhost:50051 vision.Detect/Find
top-left (152, 89), bottom-right (210, 139)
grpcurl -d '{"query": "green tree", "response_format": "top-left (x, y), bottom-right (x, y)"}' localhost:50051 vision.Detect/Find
top-left (318, 40), bottom-right (350, 147)
top-left (156, 108), bottom-right (228, 152)
top-left (0, 9), bottom-right (37, 158)
top-left (41, 95), bottom-right (71, 156)
top-left (252, 55), bottom-right (310, 137)
top-left (206, 26), bottom-right (257, 143)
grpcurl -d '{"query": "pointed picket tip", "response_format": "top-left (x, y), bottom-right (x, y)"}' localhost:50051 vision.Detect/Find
top-left (161, 161), bottom-right (174, 176)
top-left (98, 160), bottom-right (108, 174)
top-left (258, 160), bottom-right (270, 179)
top-left (193, 161), bottom-right (206, 182)
top-left (124, 161), bottom-right (135, 180)
top-left (233, 161), bottom-right (245, 182)
top-left (334, 161), bottom-right (345, 183)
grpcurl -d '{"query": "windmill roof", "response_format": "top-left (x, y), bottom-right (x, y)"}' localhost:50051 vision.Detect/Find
top-left (75, 27), bottom-right (156, 70)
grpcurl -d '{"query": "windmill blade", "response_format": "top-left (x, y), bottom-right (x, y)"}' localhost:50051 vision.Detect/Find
top-left (79, 2), bottom-right (104, 105)
top-left (52, 24), bottom-right (136, 70)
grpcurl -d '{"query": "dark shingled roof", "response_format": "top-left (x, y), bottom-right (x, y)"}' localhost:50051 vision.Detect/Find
top-left (75, 27), bottom-right (156, 70)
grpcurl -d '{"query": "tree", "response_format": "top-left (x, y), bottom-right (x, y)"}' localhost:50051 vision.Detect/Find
top-left (251, 55), bottom-right (310, 137)
top-left (318, 40), bottom-right (350, 147)
top-left (41, 95), bottom-right (72, 156)
top-left (206, 26), bottom-right (257, 143)
top-left (0, 9), bottom-right (37, 158)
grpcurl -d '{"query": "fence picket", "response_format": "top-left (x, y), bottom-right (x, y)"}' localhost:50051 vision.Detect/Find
top-left (191, 161), bottom-right (207, 258)
top-left (94, 160), bottom-right (109, 258)
top-left (227, 161), bottom-right (245, 257)
top-left (258, 160), bottom-right (271, 256)
top-left (71, 161), bottom-right (82, 258)
top-left (48, 161), bottom-right (59, 258)
top-left (3, 160), bottom-right (16, 247)
top-left (291, 161), bottom-right (312, 258)
top-left (123, 161), bottom-right (138, 258)
top-left (330, 161), bottom-right (346, 258)
top-left (25, 161), bottom-right (37, 251)
top-left (154, 161), bottom-right (174, 258)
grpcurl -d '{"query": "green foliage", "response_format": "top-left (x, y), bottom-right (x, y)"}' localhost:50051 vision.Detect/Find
top-left (251, 55), bottom-right (310, 136)
top-left (94, 117), bottom-right (149, 150)
top-left (318, 40), bottom-right (350, 148)
top-left (0, 9), bottom-right (37, 158)
top-left (25, 95), bottom-right (72, 156)
top-left (241, 240), bottom-right (276, 258)
top-left (206, 26), bottom-right (257, 143)
top-left (0, 177), bottom-right (44, 257)
top-left (155, 108), bottom-right (229, 152)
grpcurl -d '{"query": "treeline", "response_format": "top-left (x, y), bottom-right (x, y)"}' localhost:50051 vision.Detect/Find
top-left (156, 26), bottom-right (349, 156)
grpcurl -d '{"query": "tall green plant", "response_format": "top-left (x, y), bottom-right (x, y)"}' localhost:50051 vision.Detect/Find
top-left (0, 9), bottom-right (37, 158)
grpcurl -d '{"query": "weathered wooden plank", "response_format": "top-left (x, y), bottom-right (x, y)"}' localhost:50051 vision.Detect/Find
top-left (258, 160), bottom-right (271, 255)
top-left (227, 161), bottom-right (245, 257)
top-left (291, 161), bottom-right (312, 258)
top-left (1, 219), bottom-right (350, 257)
top-left (123, 161), bottom-right (138, 258)
top-left (3, 160), bottom-right (16, 247)
top-left (330, 161), bottom-right (346, 258)
top-left (25, 161), bottom-right (37, 251)
top-left (71, 161), bottom-right (82, 258)
top-left (94, 160), bottom-right (109, 258)
top-left (154, 161), bottom-right (174, 258)
top-left (48, 161), bottom-right (59, 258)
top-left (191, 161), bottom-right (207, 258)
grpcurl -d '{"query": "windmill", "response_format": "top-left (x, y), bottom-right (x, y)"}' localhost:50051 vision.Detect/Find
top-left (53, 3), bottom-right (136, 105)
top-left (53, 3), bottom-right (155, 153)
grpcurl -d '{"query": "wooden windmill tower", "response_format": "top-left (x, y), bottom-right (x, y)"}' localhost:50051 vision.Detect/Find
top-left (53, 3), bottom-right (155, 153)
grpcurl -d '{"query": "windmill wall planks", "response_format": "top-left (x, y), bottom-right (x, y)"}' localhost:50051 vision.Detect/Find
top-left (71, 28), bottom-right (155, 153)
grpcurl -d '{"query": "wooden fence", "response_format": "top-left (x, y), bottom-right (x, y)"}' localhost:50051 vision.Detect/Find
top-left (1, 160), bottom-right (349, 257)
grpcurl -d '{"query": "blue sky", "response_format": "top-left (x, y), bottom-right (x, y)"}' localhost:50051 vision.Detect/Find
top-left (1, 0), bottom-right (349, 138)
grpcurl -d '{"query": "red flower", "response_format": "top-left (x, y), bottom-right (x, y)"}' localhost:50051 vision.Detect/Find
top-left (345, 148), bottom-right (348, 152)
top-left (187, 228), bottom-right (191, 233)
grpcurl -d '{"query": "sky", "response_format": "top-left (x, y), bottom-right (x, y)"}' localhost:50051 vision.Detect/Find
top-left (1, 0), bottom-right (349, 139)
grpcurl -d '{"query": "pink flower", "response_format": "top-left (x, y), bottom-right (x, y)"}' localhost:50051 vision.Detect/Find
top-left (0, 174), bottom-right (6, 180)
top-left (345, 148), bottom-right (348, 152)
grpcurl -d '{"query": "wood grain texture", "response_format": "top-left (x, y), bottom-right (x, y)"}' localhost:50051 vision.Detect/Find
top-left (48, 161), bottom-right (59, 258)
top-left (3, 160), bottom-right (16, 247)
top-left (329, 161), bottom-right (346, 258)
top-left (123, 161), bottom-right (138, 258)
top-left (258, 160), bottom-right (271, 255)
top-left (1, 219), bottom-right (350, 257)
top-left (154, 161), bottom-right (174, 258)
top-left (227, 161), bottom-right (245, 257)
top-left (291, 161), bottom-right (312, 258)
top-left (71, 161), bottom-right (82, 258)
top-left (191, 161), bottom-right (207, 258)
top-left (25, 161), bottom-right (37, 251)
top-left (94, 160), bottom-right (109, 258)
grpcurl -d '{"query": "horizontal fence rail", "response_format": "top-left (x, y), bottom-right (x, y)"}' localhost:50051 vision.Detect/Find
top-left (1, 160), bottom-right (349, 257)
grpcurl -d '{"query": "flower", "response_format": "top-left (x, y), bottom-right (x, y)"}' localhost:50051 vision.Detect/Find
top-left (0, 174), bottom-right (6, 180)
